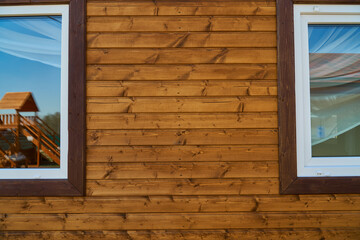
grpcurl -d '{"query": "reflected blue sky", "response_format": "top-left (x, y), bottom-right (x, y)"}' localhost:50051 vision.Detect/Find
top-left (0, 16), bottom-right (61, 117)
top-left (309, 24), bottom-right (360, 53)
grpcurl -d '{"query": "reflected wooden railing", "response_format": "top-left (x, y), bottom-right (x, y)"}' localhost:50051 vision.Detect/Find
top-left (0, 114), bottom-right (18, 128)
top-left (0, 114), bottom-right (60, 166)
top-left (0, 114), bottom-right (38, 128)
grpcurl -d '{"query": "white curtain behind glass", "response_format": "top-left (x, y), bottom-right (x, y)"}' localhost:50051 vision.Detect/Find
top-left (0, 16), bottom-right (61, 68)
top-left (309, 25), bottom-right (360, 145)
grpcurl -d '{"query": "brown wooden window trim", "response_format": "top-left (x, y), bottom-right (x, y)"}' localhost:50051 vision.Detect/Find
top-left (0, 0), bottom-right (85, 196)
top-left (277, 0), bottom-right (360, 194)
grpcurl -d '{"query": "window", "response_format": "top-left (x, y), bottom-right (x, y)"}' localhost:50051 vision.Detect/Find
top-left (0, 1), bottom-right (85, 196)
top-left (294, 5), bottom-right (360, 177)
top-left (0, 5), bottom-right (68, 178)
top-left (277, 0), bottom-right (360, 194)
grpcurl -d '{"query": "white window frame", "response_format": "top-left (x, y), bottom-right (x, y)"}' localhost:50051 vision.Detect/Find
top-left (294, 4), bottom-right (360, 177)
top-left (0, 5), bottom-right (69, 179)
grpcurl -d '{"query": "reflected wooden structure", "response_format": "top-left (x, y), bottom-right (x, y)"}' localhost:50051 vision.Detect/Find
top-left (0, 92), bottom-right (60, 168)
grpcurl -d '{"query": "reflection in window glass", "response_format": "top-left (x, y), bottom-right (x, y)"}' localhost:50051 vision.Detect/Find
top-left (0, 16), bottom-right (61, 168)
top-left (309, 24), bottom-right (360, 157)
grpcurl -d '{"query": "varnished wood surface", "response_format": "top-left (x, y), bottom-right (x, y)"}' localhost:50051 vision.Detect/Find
top-left (87, 64), bottom-right (277, 81)
top-left (87, 32), bottom-right (277, 48)
top-left (86, 178), bottom-right (279, 196)
top-left (2, 0), bottom-right (360, 238)
top-left (87, 113), bottom-right (278, 129)
top-left (2, 229), bottom-right (360, 240)
top-left (87, 97), bottom-right (278, 113)
top-left (87, 80), bottom-right (278, 97)
top-left (87, 48), bottom-right (277, 64)
top-left (87, 16), bottom-right (276, 32)
top-left (87, 145), bottom-right (279, 162)
top-left (87, 1), bottom-right (276, 16)
top-left (86, 161), bottom-right (279, 179)
top-left (1, 195), bottom-right (360, 213)
top-left (86, 129), bottom-right (278, 145)
top-left (1, 212), bottom-right (360, 230)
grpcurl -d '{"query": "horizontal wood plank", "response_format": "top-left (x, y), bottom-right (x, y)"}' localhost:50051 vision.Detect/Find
top-left (87, 64), bottom-right (276, 80)
top-left (87, 16), bottom-right (276, 32)
top-left (87, 113), bottom-right (278, 129)
top-left (87, 64), bottom-right (277, 81)
top-left (2, 195), bottom-right (360, 214)
top-left (1, 212), bottom-right (360, 230)
top-left (86, 162), bottom-right (279, 179)
top-left (87, 80), bottom-right (278, 97)
top-left (87, 48), bottom-right (277, 64)
top-left (1, 229), bottom-right (360, 240)
top-left (87, 97), bottom-right (278, 113)
top-left (87, 178), bottom-right (279, 196)
top-left (87, 32), bottom-right (276, 48)
top-left (87, 129), bottom-right (278, 145)
top-left (87, 145), bottom-right (279, 162)
top-left (87, 2), bottom-right (276, 16)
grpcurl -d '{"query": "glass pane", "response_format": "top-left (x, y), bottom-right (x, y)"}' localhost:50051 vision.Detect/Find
top-left (309, 24), bottom-right (360, 157)
top-left (0, 16), bottom-right (61, 168)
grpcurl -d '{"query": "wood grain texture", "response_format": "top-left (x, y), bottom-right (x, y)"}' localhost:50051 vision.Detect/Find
top-left (87, 1), bottom-right (276, 16)
top-left (86, 178), bottom-right (279, 196)
top-left (87, 48), bottom-right (277, 64)
top-left (1, 195), bottom-right (360, 214)
top-left (87, 16), bottom-right (276, 32)
top-left (67, 0), bottom-right (86, 196)
top-left (277, 0), bottom-right (297, 195)
top-left (1, 212), bottom-right (360, 230)
top-left (2, 229), bottom-right (360, 240)
top-left (87, 64), bottom-right (277, 81)
top-left (0, 180), bottom-right (82, 197)
top-left (87, 145), bottom-right (279, 162)
top-left (87, 129), bottom-right (278, 146)
top-left (87, 32), bottom-right (276, 48)
top-left (87, 80), bottom-right (278, 97)
top-left (87, 97), bottom-right (277, 113)
top-left (86, 162), bottom-right (279, 179)
top-left (87, 113), bottom-right (278, 129)
top-left (2, 0), bottom-right (360, 238)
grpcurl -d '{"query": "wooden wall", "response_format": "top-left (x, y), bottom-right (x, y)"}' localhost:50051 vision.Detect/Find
top-left (1, 0), bottom-right (360, 239)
